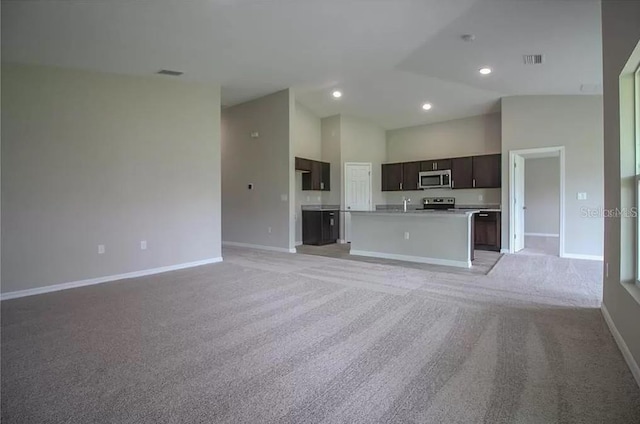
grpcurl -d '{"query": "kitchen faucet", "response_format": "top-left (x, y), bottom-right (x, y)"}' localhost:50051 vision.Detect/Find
top-left (402, 197), bottom-right (411, 212)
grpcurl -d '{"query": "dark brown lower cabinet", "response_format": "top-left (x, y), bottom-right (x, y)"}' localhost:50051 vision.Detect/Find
top-left (474, 212), bottom-right (501, 252)
top-left (302, 210), bottom-right (340, 245)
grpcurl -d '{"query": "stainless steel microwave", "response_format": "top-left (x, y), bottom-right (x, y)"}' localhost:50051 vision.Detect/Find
top-left (418, 170), bottom-right (451, 189)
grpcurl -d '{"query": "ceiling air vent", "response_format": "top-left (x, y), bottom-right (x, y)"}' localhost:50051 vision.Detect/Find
top-left (523, 54), bottom-right (544, 65)
top-left (157, 69), bottom-right (184, 76)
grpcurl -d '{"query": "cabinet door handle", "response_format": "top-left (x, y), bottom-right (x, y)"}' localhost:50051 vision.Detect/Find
top-left (434, 163), bottom-right (438, 170)
top-left (452, 180), bottom-right (455, 189)
top-left (479, 213), bottom-right (489, 217)
top-left (330, 219), bottom-right (334, 226)
top-left (400, 182), bottom-right (403, 190)
top-left (473, 179), bottom-right (476, 188)
top-left (320, 182), bottom-right (324, 190)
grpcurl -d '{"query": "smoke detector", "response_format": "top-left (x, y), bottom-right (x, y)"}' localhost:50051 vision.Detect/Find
top-left (523, 54), bottom-right (544, 65)
top-left (157, 69), bottom-right (184, 76)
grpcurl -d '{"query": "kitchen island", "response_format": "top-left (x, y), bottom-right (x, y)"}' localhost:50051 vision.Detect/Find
top-left (349, 209), bottom-right (477, 268)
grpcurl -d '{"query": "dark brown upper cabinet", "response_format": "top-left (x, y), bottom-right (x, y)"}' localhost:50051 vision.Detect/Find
top-left (421, 159), bottom-right (452, 172)
top-left (382, 163), bottom-right (404, 191)
top-left (451, 157), bottom-right (473, 189)
top-left (296, 157), bottom-right (330, 191)
top-left (381, 153), bottom-right (501, 192)
top-left (295, 157), bottom-right (312, 172)
top-left (402, 161), bottom-right (422, 191)
top-left (321, 161), bottom-right (330, 191)
top-left (472, 154), bottom-right (501, 188)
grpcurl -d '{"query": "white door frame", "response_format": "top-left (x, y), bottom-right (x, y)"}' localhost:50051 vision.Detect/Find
top-left (344, 162), bottom-right (373, 243)
top-left (508, 146), bottom-right (566, 256)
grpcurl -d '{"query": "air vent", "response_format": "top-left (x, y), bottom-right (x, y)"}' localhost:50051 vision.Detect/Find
top-left (523, 54), bottom-right (544, 65)
top-left (157, 69), bottom-right (184, 76)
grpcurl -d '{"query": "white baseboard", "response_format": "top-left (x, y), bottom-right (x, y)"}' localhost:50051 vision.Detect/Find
top-left (295, 241), bottom-right (303, 246)
top-left (350, 249), bottom-right (471, 268)
top-left (500, 249), bottom-right (509, 254)
top-left (601, 304), bottom-right (640, 388)
top-left (222, 241), bottom-right (296, 254)
top-left (338, 239), bottom-right (347, 244)
top-left (0, 257), bottom-right (223, 301)
top-left (524, 233), bottom-right (560, 238)
top-left (561, 252), bottom-right (604, 261)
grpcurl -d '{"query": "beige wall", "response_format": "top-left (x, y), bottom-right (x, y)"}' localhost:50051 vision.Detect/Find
top-left (601, 0), bottom-right (640, 380)
top-left (222, 90), bottom-right (293, 251)
top-left (501, 95), bottom-right (604, 257)
top-left (293, 102), bottom-right (323, 243)
top-left (294, 102), bottom-right (322, 160)
top-left (384, 113), bottom-right (502, 208)
top-left (340, 115), bottom-right (387, 208)
top-left (386, 113), bottom-right (501, 162)
top-left (321, 115), bottom-right (342, 206)
top-left (524, 157), bottom-right (560, 235)
top-left (1, 64), bottom-right (222, 293)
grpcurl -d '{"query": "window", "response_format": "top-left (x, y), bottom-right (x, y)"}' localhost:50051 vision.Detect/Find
top-left (636, 65), bottom-right (640, 283)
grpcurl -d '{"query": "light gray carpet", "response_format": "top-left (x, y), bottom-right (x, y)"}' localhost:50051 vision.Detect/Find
top-left (2, 247), bottom-right (639, 423)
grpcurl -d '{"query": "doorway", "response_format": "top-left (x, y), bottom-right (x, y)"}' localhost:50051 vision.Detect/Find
top-left (509, 147), bottom-right (565, 256)
top-left (344, 162), bottom-right (372, 243)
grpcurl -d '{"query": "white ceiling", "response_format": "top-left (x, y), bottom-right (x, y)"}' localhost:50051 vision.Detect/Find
top-left (2, 0), bottom-right (602, 129)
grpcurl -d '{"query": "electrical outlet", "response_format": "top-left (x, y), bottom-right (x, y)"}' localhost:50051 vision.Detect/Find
top-left (140, 240), bottom-right (147, 250)
top-left (577, 192), bottom-right (588, 200)
top-left (98, 244), bottom-right (105, 255)
top-left (404, 231), bottom-right (410, 240)
top-left (306, 196), bottom-right (310, 202)
top-left (478, 194), bottom-right (484, 201)
top-left (268, 227), bottom-right (272, 234)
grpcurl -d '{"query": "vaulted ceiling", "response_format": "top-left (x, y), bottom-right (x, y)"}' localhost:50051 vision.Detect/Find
top-left (2, 0), bottom-right (602, 129)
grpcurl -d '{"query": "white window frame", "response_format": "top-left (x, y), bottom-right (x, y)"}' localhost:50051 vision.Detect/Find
top-left (635, 64), bottom-right (640, 284)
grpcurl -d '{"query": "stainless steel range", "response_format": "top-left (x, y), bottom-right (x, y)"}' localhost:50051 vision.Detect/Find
top-left (422, 197), bottom-right (455, 210)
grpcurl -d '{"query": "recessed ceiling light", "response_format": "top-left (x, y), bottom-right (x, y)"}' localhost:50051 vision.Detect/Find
top-left (479, 67), bottom-right (492, 75)
top-left (332, 90), bottom-right (342, 98)
top-left (422, 103), bottom-right (432, 111)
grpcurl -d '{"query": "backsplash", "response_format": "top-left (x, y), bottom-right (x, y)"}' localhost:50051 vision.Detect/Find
top-left (382, 188), bottom-right (501, 209)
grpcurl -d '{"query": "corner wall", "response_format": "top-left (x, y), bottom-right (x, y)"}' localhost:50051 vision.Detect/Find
top-left (1, 63), bottom-right (222, 294)
top-left (293, 102), bottom-right (323, 244)
top-left (501, 95), bottom-right (604, 258)
top-left (601, 0), bottom-right (640, 385)
top-left (222, 89), bottom-right (293, 251)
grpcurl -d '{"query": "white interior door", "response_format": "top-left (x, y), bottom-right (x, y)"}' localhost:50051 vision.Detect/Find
top-left (344, 163), bottom-right (372, 242)
top-left (514, 155), bottom-right (526, 252)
